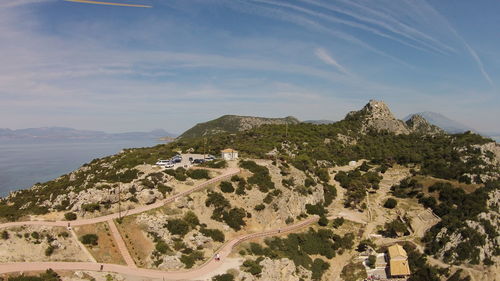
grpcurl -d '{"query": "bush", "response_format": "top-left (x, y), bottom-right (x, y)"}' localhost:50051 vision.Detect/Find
top-left (1, 230), bottom-right (9, 240)
top-left (183, 211), bottom-right (200, 227)
top-left (220, 181), bottom-right (235, 193)
top-left (155, 240), bottom-right (170, 254)
top-left (45, 245), bottom-right (55, 256)
top-left (311, 258), bottom-right (330, 280)
top-left (64, 212), bottom-right (77, 221)
top-left (222, 208), bottom-right (247, 230)
top-left (242, 259), bottom-right (263, 276)
top-left (254, 204), bottom-right (265, 211)
top-left (383, 198), bottom-right (397, 209)
top-left (212, 273), bottom-right (234, 281)
top-left (186, 169), bottom-right (210, 179)
top-left (81, 203), bottom-right (100, 212)
top-left (80, 234), bottom-right (98, 245)
top-left (166, 219), bottom-right (190, 237)
top-left (200, 228), bottom-right (225, 242)
top-left (332, 217), bottom-right (345, 228)
top-left (366, 255), bottom-right (376, 268)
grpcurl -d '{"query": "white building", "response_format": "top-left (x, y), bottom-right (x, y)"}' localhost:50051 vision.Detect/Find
top-left (221, 148), bottom-right (238, 160)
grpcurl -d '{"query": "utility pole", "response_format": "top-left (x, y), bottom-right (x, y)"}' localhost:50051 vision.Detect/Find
top-left (285, 122), bottom-right (288, 140)
top-left (118, 182), bottom-right (121, 220)
top-left (203, 137), bottom-right (207, 160)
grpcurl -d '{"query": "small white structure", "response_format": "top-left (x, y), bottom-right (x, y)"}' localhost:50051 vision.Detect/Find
top-left (221, 148), bottom-right (238, 160)
top-left (349, 160), bottom-right (357, 166)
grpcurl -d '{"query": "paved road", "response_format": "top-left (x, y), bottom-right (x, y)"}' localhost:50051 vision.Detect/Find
top-left (0, 168), bottom-right (240, 229)
top-left (0, 216), bottom-right (319, 280)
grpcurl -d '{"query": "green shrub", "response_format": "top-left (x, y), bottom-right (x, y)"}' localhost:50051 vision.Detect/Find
top-left (311, 258), bottom-right (330, 280)
top-left (31, 232), bottom-right (40, 240)
top-left (1, 230), bottom-right (9, 240)
top-left (254, 204), bottom-right (265, 211)
top-left (242, 259), bottom-right (263, 276)
top-left (367, 255), bottom-right (376, 268)
top-left (239, 161), bottom-right (274, 192)
top-left (45, 245), bottom-right (55, 256)
top-left (157, 183), bottom-right (173, 195)
top-left (64, 212), bottom-right (77, 221)
top-left (81, 203), bottom-right (100, 212)
top-left (200, 228), bottom-right (225, 242)
top-left (155, 240), bottom-right (170, 254)
top-left (212, 273), bottom-right (234, 281)
top-left (383, 198), bottom-right (397, 209)
top-left (183, 211), bottom-right (200, 227)
top-left (80, 234), bottom-right (98, 245)
top-left (166, 219), bottom-right (190, 237)
top-left (222, 208), bottom-right (246, 230)
top-left (220, 181), bottom-right (235, 193)
top-left (186, 169), bottom-right (211, 179)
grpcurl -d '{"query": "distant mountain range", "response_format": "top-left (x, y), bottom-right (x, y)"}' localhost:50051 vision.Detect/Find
top-left (402, 111), bottom-right (474, 134)
top-left (0, 127), bottom-right (176, 141)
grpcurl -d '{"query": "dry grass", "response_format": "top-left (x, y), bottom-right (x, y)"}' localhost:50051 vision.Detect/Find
top-left (114, 215), bottom-right (154, 267)
top-left (74, 222), bottom-right (125, 265)
top-left (415, 175), bottom-right (482, 194)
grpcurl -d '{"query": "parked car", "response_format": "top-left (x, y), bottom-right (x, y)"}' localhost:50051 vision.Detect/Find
top-left (192, 159), bottom-right (205, 164)
top-left (189, 157), bottom-right (194, 162)
top-left (172, 158), bottom-right (182, 163)
top-left (205, 155), bottom-right (215, 161)
top-left (156, 160), bottom-right (174, 168)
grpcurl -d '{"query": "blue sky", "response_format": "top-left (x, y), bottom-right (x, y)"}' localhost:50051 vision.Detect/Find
top-left (0, 0), bottom-right (498, 134)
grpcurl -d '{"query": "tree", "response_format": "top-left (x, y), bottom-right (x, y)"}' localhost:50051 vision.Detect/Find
top-left (254, 204), bottom-right (265, 211)
top-left (366, 255), bottom-right (376, 268)
top-left (64, 212), bottom-right (77, 221)
top-left (45, 245), bottom-right (55, 256)
top-left (1, 230), bottom-right (9, 240)
top-left (166, 219), bottom-right (190, 237)
top-left (183, 211), bottom-right (200, 227)
top-left (212, 274), bottom-right (234, 281)
top-left (332, 217), bottom-right (345, 229)
top-left (383, 198), bottom-right (397, 209)
top-left (220, 181), bottom-right (235, 193)
top-left (80, 234), bottom-right (98, 245)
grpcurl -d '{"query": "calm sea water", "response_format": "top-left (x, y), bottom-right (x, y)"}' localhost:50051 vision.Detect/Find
top-left (0, 139), bottom-right (161, 197)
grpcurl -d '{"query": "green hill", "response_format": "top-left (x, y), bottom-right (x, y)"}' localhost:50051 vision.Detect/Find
top-left (178, 115), bottom-right (300, 139)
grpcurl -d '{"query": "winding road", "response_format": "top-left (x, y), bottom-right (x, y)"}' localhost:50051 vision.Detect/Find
top-left (0, 167), bottom-right (320, 279)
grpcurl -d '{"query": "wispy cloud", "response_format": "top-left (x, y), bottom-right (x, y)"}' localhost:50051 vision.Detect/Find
top-left (314, 47), bottom-right (350, 75)
top-left (64, 0), bottom-right (151, 8)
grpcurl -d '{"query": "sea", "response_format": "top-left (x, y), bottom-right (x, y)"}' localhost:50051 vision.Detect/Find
top-left (0, 139), bottom-right (162, 197)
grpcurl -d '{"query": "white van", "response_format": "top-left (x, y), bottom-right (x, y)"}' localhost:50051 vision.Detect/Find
top-left (155, 160), bottom-right (174, 168)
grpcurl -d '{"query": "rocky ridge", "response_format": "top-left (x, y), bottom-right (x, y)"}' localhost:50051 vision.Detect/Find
top-left (178, 115), bottom-right (300, 139)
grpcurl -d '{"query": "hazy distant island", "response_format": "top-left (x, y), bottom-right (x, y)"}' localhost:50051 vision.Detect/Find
top-left (0, 127), bottom-right (177, 141)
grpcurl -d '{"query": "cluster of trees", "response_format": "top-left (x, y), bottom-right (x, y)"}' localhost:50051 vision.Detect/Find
top-left (80, 234), bottom-right (98, 245)
top-left (422, 180), bottom-right (499, 265)
top-left (4, 269), bottom-right (61, 281)
top-left (334, 169), bottom-right (382, 209)
top-left (244, 228), bottom-right (354, 280)
top-left (239, 161), bottom-right (275, 192)
top-left (205, 192), bottom-right (247, 230)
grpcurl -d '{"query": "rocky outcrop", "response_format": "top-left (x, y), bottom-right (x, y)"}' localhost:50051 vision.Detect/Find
top-left (405, 114), bottom-right (444, 135)
top-left (345, 100), bottom-right (445, 135)
top-left (345, 100), bottom-right (410, 135)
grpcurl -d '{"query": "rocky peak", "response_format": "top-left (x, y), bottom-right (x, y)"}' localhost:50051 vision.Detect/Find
top-left (346, 100), bottom-right (410, 135)
top-left (405, 114), bottom-right (444, 135)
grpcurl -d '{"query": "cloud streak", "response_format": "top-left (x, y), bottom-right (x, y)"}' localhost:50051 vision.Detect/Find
top-left (64, 0), bottom-right (151, 8)
top-left (314, 48), bottom-right (350, 75)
